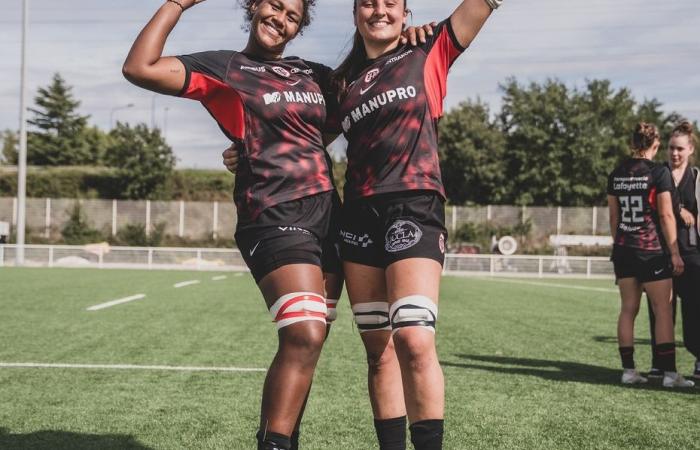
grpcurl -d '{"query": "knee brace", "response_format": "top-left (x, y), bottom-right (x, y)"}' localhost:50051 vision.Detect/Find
top-left (269, 292), bottom-right (327, 330)
top-left (326, 298), bottom-right (339, 322)
top-left (389, 295), bottom-right (438, 334)
top-left (352, 302), bottom-right (392, 333)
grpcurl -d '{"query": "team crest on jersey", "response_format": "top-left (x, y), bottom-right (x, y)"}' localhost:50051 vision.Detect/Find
top-left (365, 68), bottom-right (380, 83)
top-left (385, 220), bottom-right (422, 252)
top-left (272, 66), bottom-right (290, 77)
top-left (263, 92), bottom-right (282, 105)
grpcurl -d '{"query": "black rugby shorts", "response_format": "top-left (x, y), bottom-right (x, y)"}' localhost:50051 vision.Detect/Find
top-left (611, 246), bottom-right (672, 283)
top-left (235, 190), bottom-right (341, 283)
top-left (339, 190), bottom-right (447, 269)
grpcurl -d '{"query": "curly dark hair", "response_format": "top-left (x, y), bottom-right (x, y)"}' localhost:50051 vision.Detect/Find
top-left (631, 122), bottom-right (660, 153)
top-left (237, 0), bottom-right (316, 35)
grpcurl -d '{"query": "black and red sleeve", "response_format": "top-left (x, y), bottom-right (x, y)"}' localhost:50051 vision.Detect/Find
top-left (422, 19), bottom-right (467, 120)
top-left (175, 50), bottom-right (245, 141)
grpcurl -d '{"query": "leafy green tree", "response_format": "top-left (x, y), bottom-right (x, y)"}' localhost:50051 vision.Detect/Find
top-left (0, 129), bottom-right (18, 165)
top-left (499, 78), bottom-right (674, 206)
top-left (438, 100), bottom-right (507, 204)
top-left (105, 123), bottom-right (176, 199)
top-left (27, 73), bottom-right (99, 166)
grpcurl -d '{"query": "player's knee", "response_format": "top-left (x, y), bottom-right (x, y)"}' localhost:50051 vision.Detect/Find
top-left (393, 329), bottom-right (436, 371)
top-left (365, 338), bottom-right (398, 371)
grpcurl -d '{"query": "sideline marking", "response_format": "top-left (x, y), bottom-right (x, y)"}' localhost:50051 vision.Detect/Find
top-left (0, 362), bottom-right (266, 372)
top-left (477, 278), bottom-right (618, 293)
top-left (174, 280), bottom-right (200, 288)
top-left (86, 294), bottom-right (146, 311)
top-left (212, 275), bottom-right (227, 281)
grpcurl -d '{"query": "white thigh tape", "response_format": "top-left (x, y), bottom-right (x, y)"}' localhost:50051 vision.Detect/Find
top-left (269, 292), bottom-right (327, 329)
top-left (389, 295), bottom-right (438, 334)
top-left (351, 301), bottom-right (392, 333)
top-left (326, 299), bottom-right (339, 322)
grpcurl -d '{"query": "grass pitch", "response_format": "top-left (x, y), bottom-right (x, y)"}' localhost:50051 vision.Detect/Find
top-left (0, 268), bottom-right (696, 449)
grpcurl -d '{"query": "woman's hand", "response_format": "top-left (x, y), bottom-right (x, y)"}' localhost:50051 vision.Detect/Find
top-left (671, 253), bottom-right (685, 277)
top-left (400, 22), bottom-right (437, 46)
top-left (680, 207), bottom-right (695, 228)
top-left (222, 144), bottom-right (239, 174)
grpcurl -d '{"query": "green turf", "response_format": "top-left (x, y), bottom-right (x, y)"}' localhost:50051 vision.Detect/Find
top-left (0, 268), bottom-right (696, 449)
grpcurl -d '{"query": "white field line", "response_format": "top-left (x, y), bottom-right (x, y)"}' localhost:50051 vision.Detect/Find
top-left (212, 275), bottom-right (227, 281)
top-left (86, 294), bottom-right (146, 311)
top-left (0, 362), bottom-right (266, 372)
top-left (477, 277), bottom-right (618, 294)
top-left (234, 273), bottom-right (244, 277)
top-left (174, 280), bottom-right (200, 288)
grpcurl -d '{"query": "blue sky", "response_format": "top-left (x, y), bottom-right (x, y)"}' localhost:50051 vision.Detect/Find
top-left (1, 0), bottom-right (698, 168)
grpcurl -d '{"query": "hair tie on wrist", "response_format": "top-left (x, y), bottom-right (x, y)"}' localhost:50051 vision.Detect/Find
top-left (167, 0), bottom-right (186, 12)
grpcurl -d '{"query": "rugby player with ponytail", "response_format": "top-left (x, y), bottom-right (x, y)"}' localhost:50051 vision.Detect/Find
top-left (607, 123), bottom-right (693, 388)
top-left (329, 1), bottom-right (503, 448)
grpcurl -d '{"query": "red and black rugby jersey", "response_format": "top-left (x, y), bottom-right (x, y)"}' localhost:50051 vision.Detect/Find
top-left (334, 19), bottom-right (466, 201)
top-left (176, 50), bottom-right (336, 223)
top-left (607, 158), bottom-right (674, 253)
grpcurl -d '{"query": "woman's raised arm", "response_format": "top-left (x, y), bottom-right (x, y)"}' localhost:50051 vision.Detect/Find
top-left (122, 0), bottom-right (205, 95)
top-left (450, 0), bottom-right (500, 49)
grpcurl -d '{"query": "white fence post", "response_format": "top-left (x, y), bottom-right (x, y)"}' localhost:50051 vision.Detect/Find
top-left (196, 249), bottom-right (202, 270)
top-left (145, 200), bottom-right (151, 236)
top-left (489, 255), bottom-right (495, 276)
top-left (592, 206), bottom-right (597, 235)
top-left (179, 200), bottom-right (185, 237)
top-left (45, 198), bottom-right (51, 238)
top-left (12, 197), bottom-right (18, 226)
top-left (451, 206), bottom-right (457, 231)
top-left (538, 257), bottom-right (543, 278)
top-left (487, 204), bottom-right (492, 221)
top-left (48, 245), bottom-right (54, 268)
top-left (586, 258), bottom-right (592, 278)
top-left (556, 207), bottom-right (562, 234)
top-left (521, 205), bottom-right (527, 223)
top-left (112, 199), bottom-right (117, 236)
top-left (213, 201), bottom-right (219, 239)
top-left (0, 245), bottom-right (4, 267)
top-left (98, 247), bottom-right (104, 268)
top-left (148, 248), bottom-right (153, 269)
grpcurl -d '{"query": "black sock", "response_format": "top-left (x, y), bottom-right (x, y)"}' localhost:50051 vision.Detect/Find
top-left (290, 429), bottom-right (300, 450)
top-left (655, 342), bottom-right (677, 373)
top-left (257, 430), bottom-right (291, 450)
top-left (618, 346), bottom-right (635, 369)
top-left (374, 416), bottom-right (407, 450)
top-left (409, 419), bottom-right (444, 450)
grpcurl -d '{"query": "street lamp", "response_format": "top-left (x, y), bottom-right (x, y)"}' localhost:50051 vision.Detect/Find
top-left (110, 103), bottom-right (134, 129)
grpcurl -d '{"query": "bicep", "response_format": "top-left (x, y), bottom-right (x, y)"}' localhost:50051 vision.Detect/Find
top-left (124, 56), bottom-right (187, 96)
top-left (449, 0), bottom-right (493, 49)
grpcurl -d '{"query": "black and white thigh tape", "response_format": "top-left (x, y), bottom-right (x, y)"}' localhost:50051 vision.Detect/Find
top-left (389, 295), bottom-right (438, 334)
top-left (352, 302), bottom-right (392, 333)
top-left (269, 292), bottom-right (327, 329)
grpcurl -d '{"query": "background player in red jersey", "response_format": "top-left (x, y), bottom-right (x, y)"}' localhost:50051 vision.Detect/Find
top-left (645, 121), bottom-right (700, 381)
top-left (327, 1), bottom-right (502, 448)
top-left (123, 1), bottom-right (345, 449)
top-left (607, 123), bottom-right (693, 388)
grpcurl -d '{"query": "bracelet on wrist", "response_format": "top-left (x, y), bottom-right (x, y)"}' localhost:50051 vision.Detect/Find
top-left (484, 0), bottom-right (502, 10)
top-left (167, 0), bottom-right (186, 12)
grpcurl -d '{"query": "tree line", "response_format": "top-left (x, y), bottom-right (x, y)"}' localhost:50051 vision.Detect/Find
top-left (1, 74), bottom-right (695, 205)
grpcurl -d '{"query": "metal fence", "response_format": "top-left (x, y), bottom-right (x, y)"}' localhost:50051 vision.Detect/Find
top-left (0, 197), bottom-right (609, 242)
top-left (0, 244), bottom-right (614, 278)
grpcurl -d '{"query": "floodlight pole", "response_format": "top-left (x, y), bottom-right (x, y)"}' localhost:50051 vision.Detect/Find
top-left (16, 0), bottom-right (29, 266)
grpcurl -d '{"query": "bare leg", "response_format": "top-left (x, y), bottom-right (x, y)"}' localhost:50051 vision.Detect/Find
top-left (386, 258), bottom-right (444, 423)
top-left (257, 264), bottom-right (326, 438)
top-left (617, 278), bottom-right (642, 347)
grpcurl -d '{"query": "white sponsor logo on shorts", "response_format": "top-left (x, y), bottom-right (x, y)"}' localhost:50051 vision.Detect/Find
top-left (654, 268), bottom-right (664, 275)
top-left (278, 226), bottom-right (311, 235)
top-left (385, 220), bottom-right (422, 253)
top-left (340, 230), bottom-right (373, 248)
top-left (249, 241), bottom-right (261, 256)
top-left (439, 234), bottom-right (445, 254)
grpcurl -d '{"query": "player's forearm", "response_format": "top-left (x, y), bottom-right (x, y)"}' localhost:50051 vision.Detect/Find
top-left (450, 0), bottom-right (495, 48)
top-left (660, 212), bottom-right (681, 256)
top-left (122, 3), bottom-right (183, 88)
